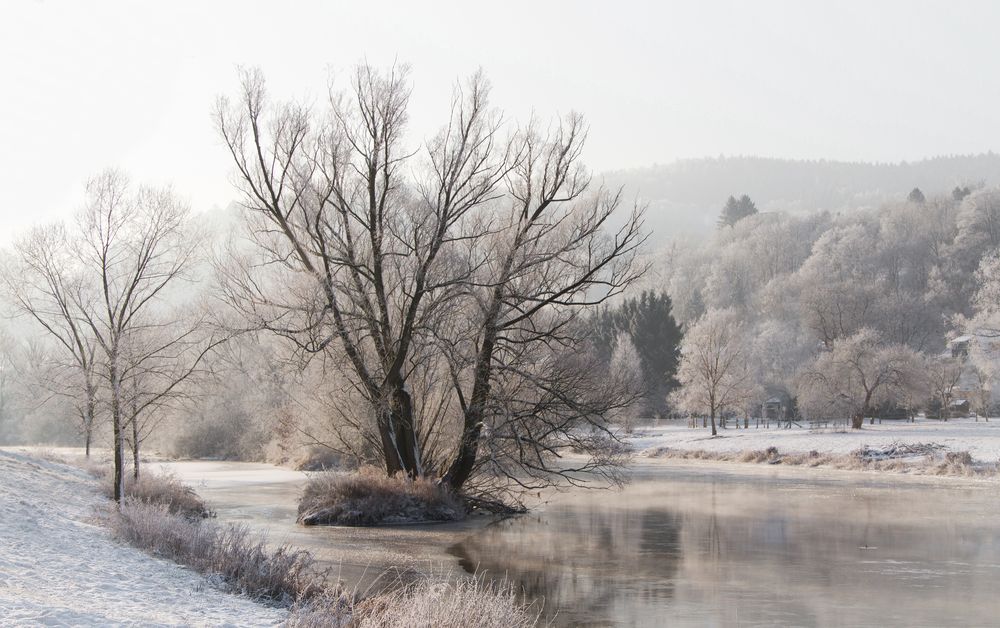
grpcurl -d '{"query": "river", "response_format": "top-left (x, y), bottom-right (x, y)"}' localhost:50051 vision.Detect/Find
top-left (159, 459), bottom-right (1000, 627)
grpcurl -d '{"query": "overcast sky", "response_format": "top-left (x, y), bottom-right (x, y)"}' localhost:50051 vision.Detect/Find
top-left (3, 0), bottom-right (999, 236)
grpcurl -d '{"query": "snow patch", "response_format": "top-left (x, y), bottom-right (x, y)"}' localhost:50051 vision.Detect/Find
top-left (0, 448), bottom-right (285, 626)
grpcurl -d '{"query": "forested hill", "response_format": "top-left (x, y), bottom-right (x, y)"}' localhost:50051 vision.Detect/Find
top-left (603, 154), bottom-right (1000, 243)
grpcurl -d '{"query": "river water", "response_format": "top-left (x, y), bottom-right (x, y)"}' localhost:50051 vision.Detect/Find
top-left (160, 460), bottom-right (1000, 627)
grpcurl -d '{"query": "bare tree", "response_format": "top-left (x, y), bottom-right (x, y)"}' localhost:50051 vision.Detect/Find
top-left (439, 116), bottom-right (646, 492)
top-left (5, 224), bottom-right (102, 456)
top-left (75, 171), bottom-right (228, 497)
top-left (0, 329), bottom-right (24, 442)
top-left (215, 64), bottom-right (644, 500)
top-left (671, 309), bottom-right (756, 436)
top-left (10, 171), bottom-right (222, 501)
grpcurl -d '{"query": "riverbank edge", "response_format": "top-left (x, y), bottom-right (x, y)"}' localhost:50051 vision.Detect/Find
top-left (22, 449), bottom-right (541, 626)
top-left (622, 447), bottom-right (1000, 487)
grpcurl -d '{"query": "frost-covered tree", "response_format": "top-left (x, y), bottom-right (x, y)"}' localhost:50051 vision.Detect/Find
top-left (5, 225), bottom-right (102, 456)
top-left (796, 329), bottom-right (922, 429)
top-left (923, 354), bottom-right (964, 420)
top-left (671, 309), bottom-right (756, 436)
top-left (608, 332), bottom-right (645, 433)
top-left (7, 171), bottom-right (222, 501)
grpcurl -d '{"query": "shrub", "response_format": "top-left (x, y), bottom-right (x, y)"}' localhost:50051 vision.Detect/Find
top-left (297, 466), bottom-right (464, 526)
top-left (292, 446), bottom-right (355, 472)
top-left (945, 451), bottom-right (974, 466)
top-left (97, 468), bottom-right (211, 519)
top-left (169, 411), bottom-right (269, 461)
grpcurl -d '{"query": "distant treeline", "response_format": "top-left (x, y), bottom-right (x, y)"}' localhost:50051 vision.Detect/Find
top-left (604, 154), bottom-right (1000, 243)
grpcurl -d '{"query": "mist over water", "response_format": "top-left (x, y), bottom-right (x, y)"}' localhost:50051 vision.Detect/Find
top-left (165, 460), bottom-right (1000, 627)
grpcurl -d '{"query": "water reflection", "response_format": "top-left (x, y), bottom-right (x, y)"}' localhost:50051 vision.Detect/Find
top-left (449, 467), bottom-right (1000, 627)
top-left (163, 460), bottom-right (1000, 627)
top-left (449, 506), bottom-right (683, 625)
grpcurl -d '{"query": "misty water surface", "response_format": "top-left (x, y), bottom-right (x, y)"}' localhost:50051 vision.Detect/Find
top-left (162, 460), bottom-right (1000, 627)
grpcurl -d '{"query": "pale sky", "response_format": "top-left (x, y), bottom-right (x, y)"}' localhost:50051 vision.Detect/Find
top-left (2, 0), bottom-right (999, 237)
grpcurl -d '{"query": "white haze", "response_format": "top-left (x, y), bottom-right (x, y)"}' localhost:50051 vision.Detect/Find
top-left (2, 0), bottom-right (1000, 239)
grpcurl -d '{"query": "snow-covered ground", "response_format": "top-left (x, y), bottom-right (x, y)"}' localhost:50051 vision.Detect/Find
top-left (0, 448), bottom-right (286, 627)
top-left (627, 417), bottom-right (1000, 463)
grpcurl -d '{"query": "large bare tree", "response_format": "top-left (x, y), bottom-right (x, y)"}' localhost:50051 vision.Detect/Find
top-left (215, 65), bottom-right (645, 498)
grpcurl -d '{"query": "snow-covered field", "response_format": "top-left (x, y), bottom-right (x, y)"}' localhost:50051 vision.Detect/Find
top-left (0, 448), bottom-right (286, 627)
top-left (628, 417), bottom-right (1000, 463)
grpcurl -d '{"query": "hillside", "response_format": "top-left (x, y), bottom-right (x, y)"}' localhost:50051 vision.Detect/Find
top-left (603, 154), bottom-right (1000, 245)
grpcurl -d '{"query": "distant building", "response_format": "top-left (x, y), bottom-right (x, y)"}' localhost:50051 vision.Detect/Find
top-left (762, 397), bottom-right (784, 420)
top-left (945, 335), bottom-right (998, 414)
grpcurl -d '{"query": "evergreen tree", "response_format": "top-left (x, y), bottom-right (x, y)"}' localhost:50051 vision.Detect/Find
top-left (718, 194), bottom-right (758, 228)
top-left (718, 195), bottom-right (740, 228)
top-left (908, 187), bottom-right (926, 203)
top-left (592, 291), bottom-right (683, 416)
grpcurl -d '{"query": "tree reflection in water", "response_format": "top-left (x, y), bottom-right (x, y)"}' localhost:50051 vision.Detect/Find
top-left (448, 505), bottom-right (683, 626)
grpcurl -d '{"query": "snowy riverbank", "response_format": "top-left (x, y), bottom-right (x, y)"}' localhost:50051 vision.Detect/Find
top-left (626, 417), bottom-right (1000, 466)
top-left (0, 448), bottom-right (286, 626)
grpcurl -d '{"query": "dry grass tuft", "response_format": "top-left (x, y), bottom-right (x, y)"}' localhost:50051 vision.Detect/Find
top-left (298, 466), bottom-right (464, 526)
top-left (286, 572), bottom-right (539, 628)
top-left (352, 575), bottom-right (539, 628)
top-left (107, 499), bottom-right (330, 606)
top-left (738, 446), bottom-right (780, 463)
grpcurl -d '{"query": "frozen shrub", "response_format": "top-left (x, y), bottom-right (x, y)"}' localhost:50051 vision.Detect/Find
top-left (945, 451), bottom-right (974, 466)
top-left (107, 499), bottom-right (327, 606)
top-left (99, 469), bottom-right (210, 519)
top-left (292, 446), bottom-right (355, 472)
top-left (298, 466), bottom-right (464, 526)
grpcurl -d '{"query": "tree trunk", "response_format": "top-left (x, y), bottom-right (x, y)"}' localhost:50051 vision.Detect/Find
top-left (443, 322), bottom-right (499, 492)
top-left (376, 383), bottom-right (422, 478)
top-left (131, 416), bottom-right (140, 480)
top-left (112, 406), bottom-right (124, 503)
top-left (83, 383), bottom-right (96, 459)
top-left (110, 357), bottom-right (126, 504)
top-left (391, 386), bottom-right (420, 476)
top-left (851, 411), bottom-right (865, 430)
top-left (710, 408), bottom-right (718, 436)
